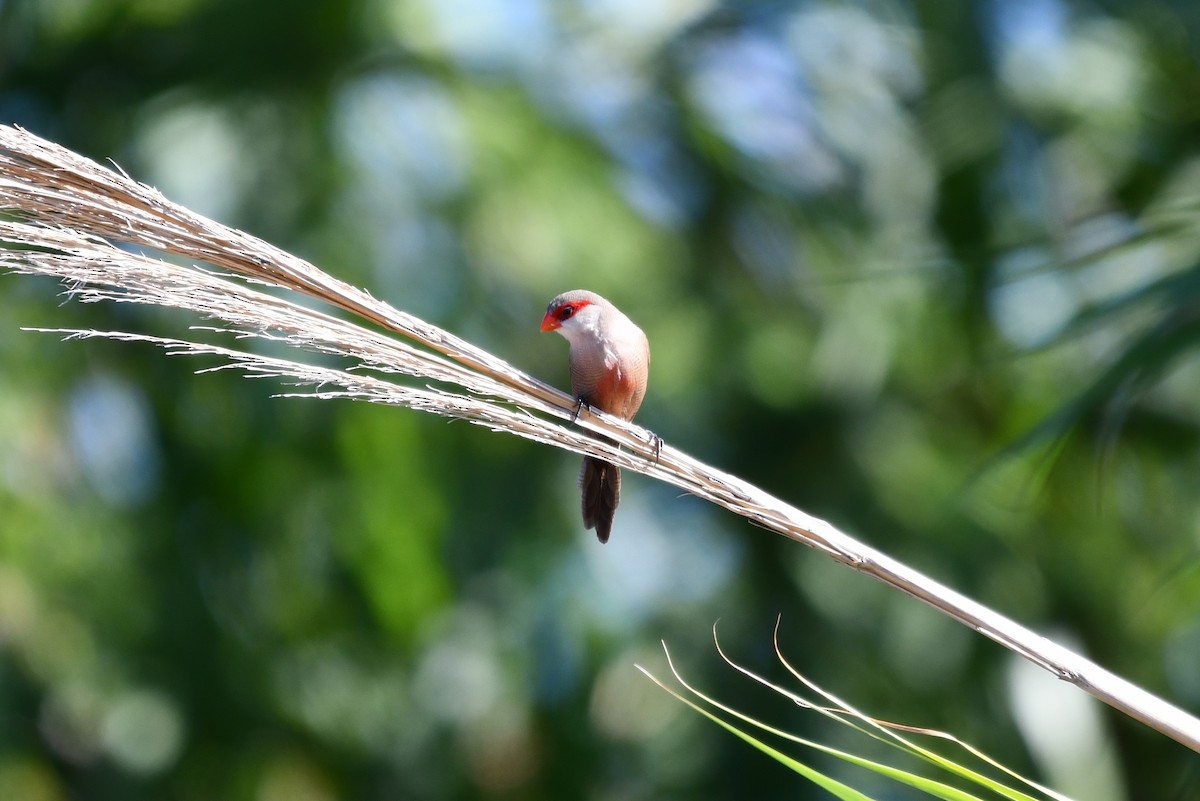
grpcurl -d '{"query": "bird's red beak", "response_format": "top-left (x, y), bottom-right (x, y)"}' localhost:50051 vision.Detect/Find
top-left (540, 312), bottom-right (560, 332)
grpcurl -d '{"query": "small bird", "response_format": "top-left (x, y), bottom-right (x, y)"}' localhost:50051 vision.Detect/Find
top-left (541, 290), bottom-right (650, 543)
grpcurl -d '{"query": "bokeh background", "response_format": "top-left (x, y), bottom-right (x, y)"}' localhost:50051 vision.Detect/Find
top-left (3, 0), bottom-right (1200, 798)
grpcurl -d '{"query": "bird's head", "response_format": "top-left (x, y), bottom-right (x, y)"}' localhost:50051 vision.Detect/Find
top-left (540, 290), bottom-right (603, 339)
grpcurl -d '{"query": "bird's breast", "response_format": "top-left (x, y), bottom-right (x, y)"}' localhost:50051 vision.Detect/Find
top-left (570, 346), bottom-right (644, 421)
top-left (594, 361), bottom-right (635, 412)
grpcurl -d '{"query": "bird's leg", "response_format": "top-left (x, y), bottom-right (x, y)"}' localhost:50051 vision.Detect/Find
top-left (570, 397), bottom-right (587, 423)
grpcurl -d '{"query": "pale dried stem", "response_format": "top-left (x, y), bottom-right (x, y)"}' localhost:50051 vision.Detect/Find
top-left (2, 124), bottom-right (1198, 751)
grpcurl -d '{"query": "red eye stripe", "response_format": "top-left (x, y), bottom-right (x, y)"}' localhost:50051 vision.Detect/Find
top-left (557, 300), bottom-right (590, 321)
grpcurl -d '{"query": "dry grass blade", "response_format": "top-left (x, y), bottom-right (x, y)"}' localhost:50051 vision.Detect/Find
top-left (2, 124), bottom-right (1199, 752)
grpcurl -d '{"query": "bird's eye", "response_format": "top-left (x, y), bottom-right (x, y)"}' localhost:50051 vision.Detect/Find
top-left (558, 306), bottom-right (574, 320)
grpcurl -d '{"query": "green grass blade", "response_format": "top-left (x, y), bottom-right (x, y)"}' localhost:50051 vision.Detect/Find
top-left (689, 621), bottom-right (1072, 801)
top-left (640, 652), bottom-right (994, 801)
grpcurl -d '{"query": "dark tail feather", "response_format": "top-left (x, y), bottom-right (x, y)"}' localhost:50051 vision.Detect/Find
top-left (580, 456), bottom-right (621, 544)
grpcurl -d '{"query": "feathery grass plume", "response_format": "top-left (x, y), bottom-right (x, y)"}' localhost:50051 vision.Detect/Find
top-left (1, 124), bottom-right (1198, 752)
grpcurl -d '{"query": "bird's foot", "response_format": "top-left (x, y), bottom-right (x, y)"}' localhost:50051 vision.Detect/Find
top-left (647, 431), bottom-right (664, 462)
top-left (570, 397), bottom-right (588, 423)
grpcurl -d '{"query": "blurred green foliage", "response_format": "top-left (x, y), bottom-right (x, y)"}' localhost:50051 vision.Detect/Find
top-left (3, 0), bottom-right (1200, 799)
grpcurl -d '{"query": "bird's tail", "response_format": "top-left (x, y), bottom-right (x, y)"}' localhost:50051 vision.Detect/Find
top-left (580, 456), bottom-right (621, 544)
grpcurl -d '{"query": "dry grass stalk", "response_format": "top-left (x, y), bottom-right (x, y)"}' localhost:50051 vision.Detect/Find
top-left (2, 124), bottom-right (1197, 751)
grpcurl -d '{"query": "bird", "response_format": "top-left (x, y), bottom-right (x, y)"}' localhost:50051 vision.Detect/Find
top-left (541, 290), bottom-right (650, 543)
